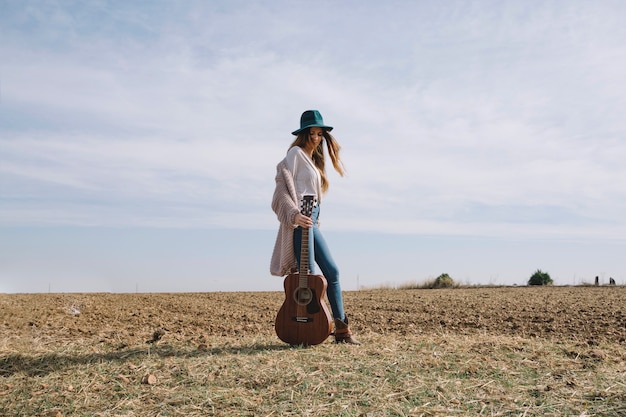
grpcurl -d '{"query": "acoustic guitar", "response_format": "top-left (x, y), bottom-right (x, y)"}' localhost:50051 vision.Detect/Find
top-left (275, 195), bottom-right (333, 346)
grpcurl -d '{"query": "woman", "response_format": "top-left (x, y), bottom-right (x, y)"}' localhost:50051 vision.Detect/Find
top-left (271, 110), bottom-right (360, 345)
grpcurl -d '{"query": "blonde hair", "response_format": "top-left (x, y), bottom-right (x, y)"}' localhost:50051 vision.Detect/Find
top-left (289, 128), bottom-right (345, 193)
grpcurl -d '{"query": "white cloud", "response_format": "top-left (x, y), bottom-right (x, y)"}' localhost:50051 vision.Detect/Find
top-left (2, 0), bottom-right (626, 240)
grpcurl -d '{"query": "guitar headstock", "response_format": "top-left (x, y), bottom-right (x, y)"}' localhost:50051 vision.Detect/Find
top-left (300, 195), bottom-right (317, 218)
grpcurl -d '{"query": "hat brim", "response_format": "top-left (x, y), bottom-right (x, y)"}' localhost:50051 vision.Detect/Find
top-left (291, 124), bottom-right (333, 135)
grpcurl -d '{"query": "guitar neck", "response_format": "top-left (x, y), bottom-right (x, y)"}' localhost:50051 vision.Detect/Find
top-left (299, 226), bottom-right (310, 288)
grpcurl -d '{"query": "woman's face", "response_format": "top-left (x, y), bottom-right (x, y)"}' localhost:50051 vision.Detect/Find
top-left (308, 127), bottom-right (324, 148)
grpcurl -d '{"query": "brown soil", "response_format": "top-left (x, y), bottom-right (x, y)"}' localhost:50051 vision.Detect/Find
top-left (1, 286), bottom-right (624, 347)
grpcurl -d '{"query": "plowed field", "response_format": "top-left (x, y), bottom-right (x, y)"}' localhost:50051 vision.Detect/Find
top-left (1, 286), bottom-right (625, 416)
top-left (1, 286), bottom-right (624, 346)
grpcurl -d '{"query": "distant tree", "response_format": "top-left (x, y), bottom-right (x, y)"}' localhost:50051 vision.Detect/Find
top-left (433, 273), bottom-right (455, 289)
top-left (528, 269), bottom-right (553, 286)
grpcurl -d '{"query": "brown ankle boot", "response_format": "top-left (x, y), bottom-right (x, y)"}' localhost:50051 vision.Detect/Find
top-left (333, 317), bottom-right (361, 345)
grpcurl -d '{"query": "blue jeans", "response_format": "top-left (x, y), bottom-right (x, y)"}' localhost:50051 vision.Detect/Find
top-left (293, 205), bottom-right (346, 321)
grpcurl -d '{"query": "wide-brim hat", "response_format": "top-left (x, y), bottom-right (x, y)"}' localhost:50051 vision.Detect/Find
top-left (291, 110), bottom-right (333, 135)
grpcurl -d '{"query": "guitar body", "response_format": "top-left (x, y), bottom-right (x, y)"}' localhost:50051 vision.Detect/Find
top-left (275, 272), bottom-right (333, 346)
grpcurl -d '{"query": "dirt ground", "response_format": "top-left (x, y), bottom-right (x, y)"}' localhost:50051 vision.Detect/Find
top-left (1, 286), bottom-right (624, 348)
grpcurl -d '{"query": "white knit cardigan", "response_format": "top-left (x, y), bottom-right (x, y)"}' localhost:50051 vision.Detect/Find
top-left (270, 158), bottom-right (322, 276)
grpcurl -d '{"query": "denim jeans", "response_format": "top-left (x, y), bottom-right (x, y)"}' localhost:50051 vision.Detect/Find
top-left (293, 204), bottom-right (346, 321)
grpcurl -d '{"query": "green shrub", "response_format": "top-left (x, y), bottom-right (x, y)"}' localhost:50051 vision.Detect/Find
top-left (528, 269), bottom-right (553, 286)
top-left (433, 273), bottom-right (455, 289)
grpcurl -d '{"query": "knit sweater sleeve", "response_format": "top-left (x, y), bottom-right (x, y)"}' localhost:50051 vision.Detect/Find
top-left (271, 160), bottom-right (300, 225)
top-left (269, 159), bottom-right (300, 276)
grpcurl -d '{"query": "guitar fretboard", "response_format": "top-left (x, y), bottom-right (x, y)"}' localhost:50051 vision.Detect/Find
top-left (299, 226), bottom-right (310, 288)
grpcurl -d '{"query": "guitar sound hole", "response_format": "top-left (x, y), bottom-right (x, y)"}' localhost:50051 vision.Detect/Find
top-left (293, 288), bottom-right (313, 306)
top-left (292, 288), bottom-right (321, 314)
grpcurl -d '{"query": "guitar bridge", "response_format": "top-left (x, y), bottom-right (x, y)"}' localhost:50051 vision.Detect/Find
top-left (293, 317), bottom-right (313, 323)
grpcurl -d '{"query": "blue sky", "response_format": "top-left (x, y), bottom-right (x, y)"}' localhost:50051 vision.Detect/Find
top-left (1, 0), bottom-right (625, 292)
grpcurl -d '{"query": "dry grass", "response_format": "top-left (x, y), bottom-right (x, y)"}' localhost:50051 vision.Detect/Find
top-left (1, 288), bottom-right (625, 416)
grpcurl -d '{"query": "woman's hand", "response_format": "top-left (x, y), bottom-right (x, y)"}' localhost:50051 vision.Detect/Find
top-left (294, 213), bottom-right (313, 228)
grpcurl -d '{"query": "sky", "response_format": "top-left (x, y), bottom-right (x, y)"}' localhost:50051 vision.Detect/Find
top-left (1, 0), bottom-right (626, 293)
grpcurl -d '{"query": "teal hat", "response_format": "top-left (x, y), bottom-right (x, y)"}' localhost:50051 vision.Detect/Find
top-left (291, 110), bottom-right (333, 135)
